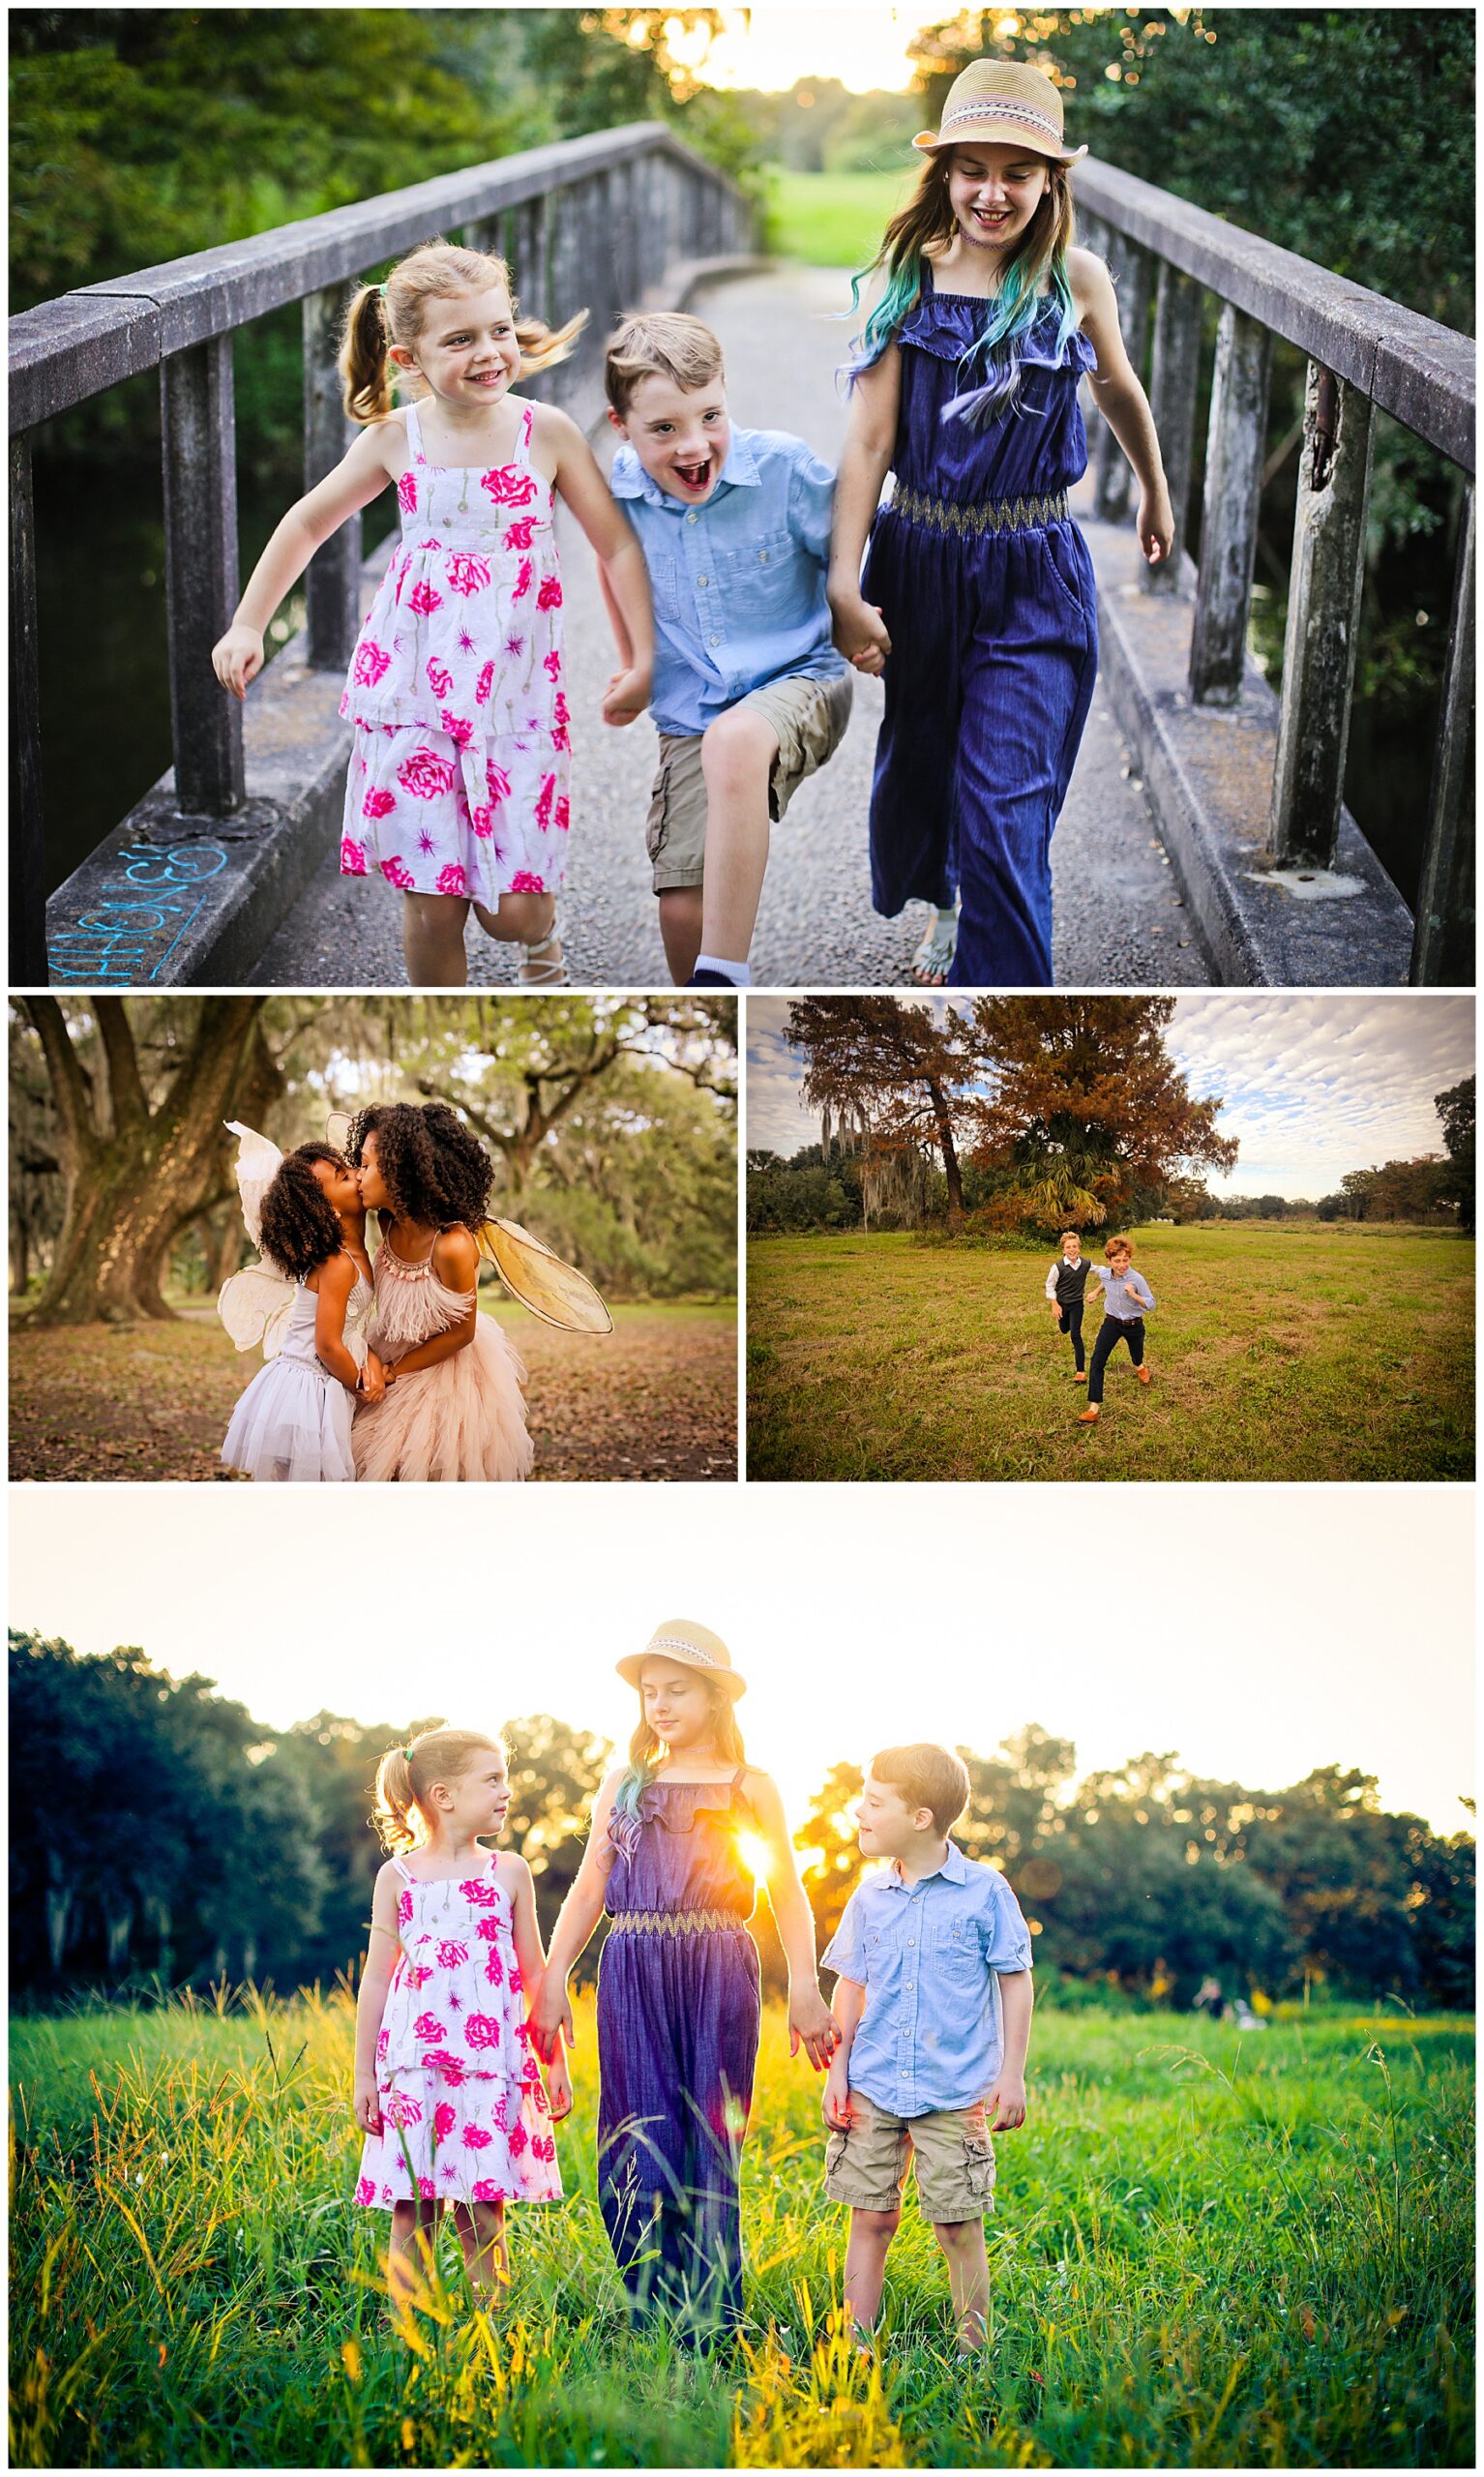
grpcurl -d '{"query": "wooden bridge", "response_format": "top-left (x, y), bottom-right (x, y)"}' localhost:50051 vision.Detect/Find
top-left (9, 125), bottom-right (1474, 987)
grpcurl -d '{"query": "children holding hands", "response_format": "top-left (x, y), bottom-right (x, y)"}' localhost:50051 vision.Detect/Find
top-left (822, 1745), bottom-right (1033, 2356)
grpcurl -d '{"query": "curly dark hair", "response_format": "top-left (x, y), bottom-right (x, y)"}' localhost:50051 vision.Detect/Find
top-left (256, 1144), bottom-right (348, 1281)
top-left (343, 1102), bottom-right (493, 1231)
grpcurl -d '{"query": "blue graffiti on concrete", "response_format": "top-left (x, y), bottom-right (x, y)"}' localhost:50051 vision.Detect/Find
top-left (47, 839), bottom-right (230, 984)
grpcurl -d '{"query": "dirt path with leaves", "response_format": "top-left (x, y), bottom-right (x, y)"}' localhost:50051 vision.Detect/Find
top-left (9, 1301), bottom-right (736, 1482)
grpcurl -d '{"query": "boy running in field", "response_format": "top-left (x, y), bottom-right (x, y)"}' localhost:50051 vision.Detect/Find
top-left (1077, 1233), bottom-right (1156, 1423)
top-left (603, 312), bottom-right (853, 990)
top-left (1044, 1227), bottom-right (1090, 1382)
top-left (821, 1746), bottom-right (1033, 2357)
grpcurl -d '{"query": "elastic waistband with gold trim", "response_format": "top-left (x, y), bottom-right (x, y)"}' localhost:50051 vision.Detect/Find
top-left (608, 1908), bottom-right (746, 1937)
top-left (886, 484), bottom-right (1071, 540)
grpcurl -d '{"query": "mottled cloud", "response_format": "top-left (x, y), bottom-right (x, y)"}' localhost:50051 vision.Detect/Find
top-left (746, 993), bottom-right (1476, 1193)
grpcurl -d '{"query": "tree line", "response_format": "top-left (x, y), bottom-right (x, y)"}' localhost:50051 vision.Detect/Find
top-left (10, 995), bottom-right (736, 1320)
top-left (754, 999), bottom-right (1473, 1240)
top-left (12, 1633), bottom-right (1472, 2013)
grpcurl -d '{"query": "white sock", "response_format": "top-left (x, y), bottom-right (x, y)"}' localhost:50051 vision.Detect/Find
top-left (696, 954), bottom-right (751, 987)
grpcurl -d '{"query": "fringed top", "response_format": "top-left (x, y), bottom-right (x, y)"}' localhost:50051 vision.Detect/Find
top-left (370, 1229), bottom-right (477, 1359)
top-left (605, 1771), bottom-right (757, 1919)
top-left (889, 272), bottom-right (1097, 508)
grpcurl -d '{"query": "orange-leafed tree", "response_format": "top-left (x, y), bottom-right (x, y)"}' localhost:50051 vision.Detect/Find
top-left (965, 996), bottom-right (1239, 1233)
top-left (785, 996), bottom-right (976, 1228)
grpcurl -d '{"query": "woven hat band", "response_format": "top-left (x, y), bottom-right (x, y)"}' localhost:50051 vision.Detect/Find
top-left (941, 97), bottom-right (1064, 142)
top-left (648, 1633), bottom-right (726, 1667)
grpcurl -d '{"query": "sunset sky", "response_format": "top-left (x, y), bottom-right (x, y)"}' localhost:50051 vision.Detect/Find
top-left (746, 994), bottom-right (1477, 1198)
top-left (654, 5), bottom-right (927, 95)
top-left (11, 1485), bottom-right (1472, 1834)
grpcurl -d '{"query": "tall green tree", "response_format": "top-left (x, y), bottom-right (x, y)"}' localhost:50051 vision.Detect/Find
top-left (786, 997), bottom-right (976, 1228)
top-left (1434, 1075), bottom-right (1475, 1236)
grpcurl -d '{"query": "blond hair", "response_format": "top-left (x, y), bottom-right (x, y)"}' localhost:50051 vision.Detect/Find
top-left (871, 1743), bottom-right (971, 1835)
top-left (604, 310), bottom-right (725, 417)
top-left (339, 240), bottom-right (587, 426)
top-left (371, 1725), bottom-right (502, 1854)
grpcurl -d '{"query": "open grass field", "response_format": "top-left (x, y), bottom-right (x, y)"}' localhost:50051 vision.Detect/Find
top-left (8, 1298), bottom-right (736, 1482)
top-left (764, 168), bottom-right (917, 269)
top-left (746, 1224), bottom-right (1474, 1481)
top-left (10, 1992), bottom-right (1471, 2468)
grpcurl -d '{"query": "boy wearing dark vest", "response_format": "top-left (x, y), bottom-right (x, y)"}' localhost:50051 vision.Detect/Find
top-left (1043, 1229), bottom-right (1089, 1382)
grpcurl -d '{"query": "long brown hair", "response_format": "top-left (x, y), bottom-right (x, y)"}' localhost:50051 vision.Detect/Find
top-left (339, 239), bottom-right (587, 426)
top-left (371, 1725), bottom-right (502, 1853)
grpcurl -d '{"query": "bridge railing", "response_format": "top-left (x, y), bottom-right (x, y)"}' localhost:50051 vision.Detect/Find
top-left (1074, 157), bottom-right (1474, 985)
top-left (8, 123), bottom-right (756, 982)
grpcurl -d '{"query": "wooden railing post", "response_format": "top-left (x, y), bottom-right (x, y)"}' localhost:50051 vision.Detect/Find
top-left (1093, 236), bottom-right (1152, 525)
top-left (10, 433), bottom-right (47, 981)
top-left (1410, 481), bottom-right (1475, 982)
top-left (1142, 261), bottom-right (1202, 597)
top-left (1189, 304), bottom-right (1273, 704)
top-left (303, 284), bottom-right (360, 670)
top-left (1269, 364), bottom-right (1373, 867)
top-left (161, 336), bottom-right (244, 814)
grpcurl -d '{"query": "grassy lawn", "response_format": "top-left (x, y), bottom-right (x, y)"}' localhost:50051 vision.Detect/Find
top-left (763, 167), bottom-right (918, 268)
top-left (746, 1224), bottom-right (1474, 1481)
top-left (10, 1992), bottom-right (1471, 2467)
top-left (9, 1298), bottom-right (736, 1482)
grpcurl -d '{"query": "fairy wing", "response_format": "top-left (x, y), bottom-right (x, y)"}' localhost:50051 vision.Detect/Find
top-left (217, 1260), bottom-right (297, 1358)
top-left (477, 1219), bottom-right (613, 1334)
top-left (223, 1119), bottom-right (284, 1250)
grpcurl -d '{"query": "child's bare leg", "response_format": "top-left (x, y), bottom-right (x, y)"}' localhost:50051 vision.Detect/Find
top-left (402, 894), bottom-right (470, 988)
top-left (697, 708), bottom-right (779, 964)
top-left (933, 2217), bottom-right (990, 2351)
top-left (451, 2198), bottom-right (508, 2305)
top-left (470, 889), bottom-right (561, 980)
top-left (843, 2202), bottom-right (900, 2339)
top-left (659, 886), bottom-right (704, 984)
top-left (387, 2199), bottom-right (440, 2322)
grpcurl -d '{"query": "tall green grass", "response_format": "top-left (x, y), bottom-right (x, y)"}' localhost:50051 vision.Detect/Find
top-left (746, 1224), bottom-right (1475, 1480)
top-left (10, 1992), bottom-right (1472, 2465)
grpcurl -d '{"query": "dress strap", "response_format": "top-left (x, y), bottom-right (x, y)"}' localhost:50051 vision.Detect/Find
top-left (391, 1856), bottom-right (414, 1883)
top-left (402, 399), bottom-right (424, 462)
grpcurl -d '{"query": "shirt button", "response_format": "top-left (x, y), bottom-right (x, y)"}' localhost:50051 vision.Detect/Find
top-left (710, 635), bottom-right (720, 645)
top-left (697, 575), bottom-right (708, 587)
top-left (686, 511), bottom-right (697, 524)
top-left (907, 1938), bottom-right (915, 1948)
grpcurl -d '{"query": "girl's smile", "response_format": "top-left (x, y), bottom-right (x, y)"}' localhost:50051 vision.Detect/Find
top-left (947, 145), bottom-right (1050, 254)
top-left (395, 284), bottom-right (522, 417)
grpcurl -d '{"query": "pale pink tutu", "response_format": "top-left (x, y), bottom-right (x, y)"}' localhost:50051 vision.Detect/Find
top-left (352, 1313), bottom-right (533, 1482)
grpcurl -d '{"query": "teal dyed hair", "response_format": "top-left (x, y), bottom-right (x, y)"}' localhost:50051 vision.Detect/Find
top-left (845, 145), bottom-right (1079, 426)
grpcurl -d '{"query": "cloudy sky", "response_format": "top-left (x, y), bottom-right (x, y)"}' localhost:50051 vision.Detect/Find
top-left (746, 995), bottom-right (1476, 1197)
top-left (10, 1484), bottom-right (1472, 1834)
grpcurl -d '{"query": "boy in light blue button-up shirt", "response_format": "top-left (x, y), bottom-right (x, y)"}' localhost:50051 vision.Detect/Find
top-left (821, 1745), bottom-right (1033, 2355)
top-left (604, 312), bottom-right (852, 988)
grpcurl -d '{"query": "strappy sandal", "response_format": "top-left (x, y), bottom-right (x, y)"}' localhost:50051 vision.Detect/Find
top-left (909, 901), bottom-right (960, 986)
top-left (518, 903), bottom-right (568, 987)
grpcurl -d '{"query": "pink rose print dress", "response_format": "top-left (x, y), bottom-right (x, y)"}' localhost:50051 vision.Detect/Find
top-left (355, 1852), bottom-right (561, 2214)
top-left (340, 397), bottom-right (571, 907)
top-left (351, 1227), bottom-right (534, 1483)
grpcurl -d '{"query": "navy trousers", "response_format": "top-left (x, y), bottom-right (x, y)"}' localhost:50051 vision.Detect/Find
top-left (1087, 1314), bottom-right (1145, 1404)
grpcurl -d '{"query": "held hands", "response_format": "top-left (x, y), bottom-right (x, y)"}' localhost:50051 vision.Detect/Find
top-left (527, 1975), bottom-right (575, 2069)
top-left (354, 2073), bottom-right (383, 2137)
top-left (985, 2072), bottom-right (1027, 2133)
top-left (788, 1986), bottom-right (842, 2074)
top-left (212, 624), bottom-right (265, 701)
top-left (822, 2058), bottom-right (853, 2131)
top-left (1138, 486), bottom-right (1176, 570)
top-left (357, 1352), bottom-right (387, 1407)
top-left (829, 589), bottom-right (892, 676)
top-left (543, 2052), bottom-right (574, 2122)
top-left (602, 665), bottom-right (651, 727)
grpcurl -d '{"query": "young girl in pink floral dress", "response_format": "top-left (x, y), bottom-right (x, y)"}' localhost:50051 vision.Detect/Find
top-left (212, 240), bottom-right (654, 989)
top-left (353, 1726), bottom-right (569, 2310)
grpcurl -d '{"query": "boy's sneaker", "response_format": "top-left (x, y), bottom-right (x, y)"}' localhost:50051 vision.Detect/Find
top-left (1072, 1370), bottom-right (1086, 1383)
top-left (1137, 1366), bottom-right (1152, 1386)
top-left (1078, 1406), bottom-right (1100, 1423)
top-left (688, 969), bottom-right (736, 988)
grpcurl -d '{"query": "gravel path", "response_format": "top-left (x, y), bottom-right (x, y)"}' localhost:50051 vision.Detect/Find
top-left (257, 265), bottom-right (1208, 990)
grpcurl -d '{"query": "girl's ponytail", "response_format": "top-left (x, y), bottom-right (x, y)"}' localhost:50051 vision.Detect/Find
top-left (513, 304), bottom-right (588, 378)
top-left (371, 1725), bottom-right (501, 1853)
top-left (371, 1743), bottom-right (418, 1852)
top-left (340, 284), bottom-right (395, 425)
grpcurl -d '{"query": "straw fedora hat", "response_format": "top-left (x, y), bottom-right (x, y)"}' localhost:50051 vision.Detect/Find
top-left (616, 1619), bottom-right (747, 1699)
top-left (914, 61), bottom-right (1087, 165)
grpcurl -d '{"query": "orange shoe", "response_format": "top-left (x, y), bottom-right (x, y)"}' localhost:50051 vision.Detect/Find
top-left (1078, 1406), bottom-right (1100, 1423)
top-left (1073, 1371), bottom-right (1087, 1384)
top-left (1137, 1366), bottom-right (1152, 1387)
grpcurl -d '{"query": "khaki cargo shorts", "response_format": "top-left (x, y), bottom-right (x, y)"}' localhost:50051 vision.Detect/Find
top-left (645, 669), bottom-right (854, 893)
top-left (822, 2087), bottom-right (995, 2223)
